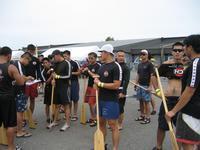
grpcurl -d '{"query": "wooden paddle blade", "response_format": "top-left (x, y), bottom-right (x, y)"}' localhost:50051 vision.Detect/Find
top-left (169, 131), bottom-right (179, 150)
top-left (27, 109), bottom-right (36, 129)
top-left (0, 125), bottom-right (8, 145)
top-left (94, 129), bottom-right (105, 150)
top-left (80, 102), bottom-right (86, 124)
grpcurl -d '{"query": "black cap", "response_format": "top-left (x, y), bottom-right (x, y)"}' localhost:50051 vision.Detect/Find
top-left (52, 50), bottom-right (62, 56)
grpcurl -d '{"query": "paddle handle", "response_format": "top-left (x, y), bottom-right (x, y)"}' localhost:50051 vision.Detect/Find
top-left (50, 80), bottom-right (55, 124)
top-left (155, 68), bottom-right (179, 150)
top-left (95, 87), bottom-right (100, 129)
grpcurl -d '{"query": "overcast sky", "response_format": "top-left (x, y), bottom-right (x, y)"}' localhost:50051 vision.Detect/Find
top-left (0, 0), bottom-right (200, 49)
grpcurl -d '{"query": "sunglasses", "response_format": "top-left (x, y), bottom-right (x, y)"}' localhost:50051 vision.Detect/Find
top-left (173, 49), bottom-right (183, 53)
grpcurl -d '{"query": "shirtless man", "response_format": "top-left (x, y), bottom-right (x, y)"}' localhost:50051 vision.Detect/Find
top-left (152, 42), bottom-right (185, 150)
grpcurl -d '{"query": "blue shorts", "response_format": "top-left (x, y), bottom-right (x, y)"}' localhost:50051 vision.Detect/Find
top-left (70, 80), bottom-right (79, 102)
top-left (15, 93), bottom-right (28, 112)
top-left (136, 85), bottom-right (151, 102)
top-left (99, 101), bottom-right (119, 120)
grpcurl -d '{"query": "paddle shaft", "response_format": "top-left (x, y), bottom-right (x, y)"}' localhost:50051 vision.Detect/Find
top-left (50, 80), bottom-right (55, 124)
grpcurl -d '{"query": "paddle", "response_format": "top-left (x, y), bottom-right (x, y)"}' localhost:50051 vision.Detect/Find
top-left (0, 125), bottom-right (8, 145)
top-left (80, 77), bottom-right (87, 124)
top-left (155, 67), bottom-right (179, 150)
top-left (93, 79), bottom-right (104, 150)
top-left (50, 79), bottom-right (55, 125)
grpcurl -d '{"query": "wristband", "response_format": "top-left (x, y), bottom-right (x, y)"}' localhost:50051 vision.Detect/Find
top-left (155, 88), bottom-right (161, 96)
top-left (100, 82), bottom-right (104, 88)
top-left (98, 82), bottom-right (101, 87)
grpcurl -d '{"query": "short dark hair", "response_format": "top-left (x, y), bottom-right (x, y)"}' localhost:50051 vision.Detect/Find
top-left (184, 34), bottom-right (200, 54)
top-left (63, 50), bottom-right (70, 55)
top-left (21, 52), bottom-right (32, 61)
top-left (42, 57), bottom-right (50, 62)
top-left (27, 44), bottom-right (36, 51)
top-left (116, 50), bottom-right (125, 53)
top-left (38, 55), bottom-right (44, 58)
top-left (88, 52), bottom-right (97, 58)
top-left (52, 50), bottom-right (62, 56)
top-left (172, 42), bottom-right (184, 49)
top-left (0, 46), bottom-right (12, 56)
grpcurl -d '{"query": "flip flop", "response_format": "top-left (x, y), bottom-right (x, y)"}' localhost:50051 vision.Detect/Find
top-left (16, 132), bottom-right (32, 138)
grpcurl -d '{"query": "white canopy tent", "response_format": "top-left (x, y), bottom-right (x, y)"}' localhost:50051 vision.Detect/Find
top-left (42, 46), bottom-right (100, 61)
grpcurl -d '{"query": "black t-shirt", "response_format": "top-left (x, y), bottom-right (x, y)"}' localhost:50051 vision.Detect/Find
top-left (0, 62), bottom-right (14, 95)
top-left (87, 63), bottom-right (101, 87)
top-left (13, 61), bottom-right (26, 95)
top-left (181, 58), bottom-right (200, 119)
top-left (137, 61), bottom-right (154, 86)
top-left (54, 60), bottom-right (71, 88)
top-left (41, 68), bottom-right (52, 86)
top-left (98, 61), bottom-right (122, 102)
top-left (70, 60), bottom-right (80, 81)
top-left (158, 63), bottom-right (184, 79)
top-left (24, 55), bottom-right (42, 80)
top-left (119, 62), bottom-right (130, 95)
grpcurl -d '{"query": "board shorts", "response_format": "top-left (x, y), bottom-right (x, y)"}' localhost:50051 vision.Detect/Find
top-left (70, 80), bottom-right (79, 102)
top-left (15, 92), bottom-right (28, 112)
top-left (53, 85), bottom-right (70, 105)
top-left (176, 112), bottom-right (200, 145)
top-left (136, 85), bottom-right (151, 102)
top-left (25, 83), bottom-right (38, 98)
top-left (99, 101), bottom-right (119, 120)
top-left (44, 85), bottom-right (52, 105)
top-left (0, 94), bottom-right (17, 128)
top-left (158, 96), bottom-right (178, 131)
top-left (84, 87), bottom-right (96, 105)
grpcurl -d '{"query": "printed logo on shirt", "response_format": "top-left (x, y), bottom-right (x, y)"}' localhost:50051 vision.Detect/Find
top-left (103, 71), bottom-right (109, 77)
top-left (33, 61), bottom-right (37, 65)
top-left (174, 67), bottom-right (184, 77)
top-left (92, 69), bottom-right (95, 72)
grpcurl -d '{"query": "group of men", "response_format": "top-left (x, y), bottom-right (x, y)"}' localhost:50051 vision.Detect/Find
top-left (0, 34), bottom-right (200, 150)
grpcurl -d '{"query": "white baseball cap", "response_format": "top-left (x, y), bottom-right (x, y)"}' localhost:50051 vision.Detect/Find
top-left (140, 49), bottom-right (148, 55)
top-left (99, 44), bottom-right (114, 55)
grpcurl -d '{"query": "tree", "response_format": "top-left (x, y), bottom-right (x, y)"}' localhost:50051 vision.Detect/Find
top-left (105, 36), bottom-right (115, 41)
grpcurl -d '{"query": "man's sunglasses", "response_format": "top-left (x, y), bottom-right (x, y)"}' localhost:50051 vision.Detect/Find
top-left (173, 49), bottom-right (183, 53)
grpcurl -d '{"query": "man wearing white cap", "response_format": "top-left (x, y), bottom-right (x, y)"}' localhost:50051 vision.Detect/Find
top-left (135, 49), bottom-right (154, 124)
top-left (94, 44), bottom-right (122, 150)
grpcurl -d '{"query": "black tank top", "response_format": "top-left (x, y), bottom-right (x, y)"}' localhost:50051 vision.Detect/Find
top-left (0, 63), bottom-right (14, 95)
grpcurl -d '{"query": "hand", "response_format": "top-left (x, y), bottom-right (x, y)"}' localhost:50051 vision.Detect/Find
top-left (119, 93), bottom-right (125, 98)
top-left (155, 89), bottom-right (161, 97)
top-left (147, 86), bottom-right (152, 92)
top-left (165, 111), bottom-right (175, 122)
top-left (28, 76), bottom-right (34, 81)
top-left (83, 67), bottom-right (88, 72)
top-left (47, 68), bottom-right (54, 74)
top-left (51, 79), bottom-right (55, 86)
top-left (94, 78), bottom-right (100, 85)
top-left (52, 73), bottom-right (57, 79)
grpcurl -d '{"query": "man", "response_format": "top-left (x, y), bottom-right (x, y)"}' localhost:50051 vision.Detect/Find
top-left (82, 52), bottom-right (101, 127)
top-left (41, 57), bottom-right (53, 123)
top-left (24, 44), bottom-right (42, 116)
top-left (166, 35), bottom-right (200, 150)
top-left (135, 49), bottom-right (154, 124)
top-left (0, 47), bottom-right (25, 150)
top-left (115, 50), bottom-right (130, 130)
top-left (63, 50), bottom-right (81, 121)
top-left (13, 52), bottom-right (34, 138)
top-left (94, 44), bottom-right (122, 150)
top-left (152, 42), bottom-right (185, 150)
top-left (47, 50), bottom-right (71, 131)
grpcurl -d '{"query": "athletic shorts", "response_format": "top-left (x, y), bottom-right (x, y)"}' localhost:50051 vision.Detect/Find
top-left (176, 113), bottom-right (200, 145)
top-left (99, 101), bottom-right (119, 120)
top-left (15, 93), bottom-right (28, 112)
top-left (53, 85), bottom-right (70, 105)
top-left (119, 97), bottom-right (126, 114)
top-left (70, 80), bottom-right (79, 102)
top-left (25, 83), bottom-right (38, 98)
top-left (158, 96), bottom-right (178, 131)
top-left (136, 85), bottom-right (151, 102)
top-left (0, 94), bottom-right (17, 128)
top-left (44, 85), bottom-right (52, 105)
top-left (84, 87), bottom-right (96, 105)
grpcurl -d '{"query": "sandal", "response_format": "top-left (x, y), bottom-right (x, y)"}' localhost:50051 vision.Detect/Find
top-left (90, 120), bottom-right (97, 127)
top-left (86, 119), bottom-right (93, 123)
top-left (135, 116), bottom-right (144, 121)
top-left (16, 132), bottom-right (32, 138)
top-left (140, 118), bottom-right (151, 124)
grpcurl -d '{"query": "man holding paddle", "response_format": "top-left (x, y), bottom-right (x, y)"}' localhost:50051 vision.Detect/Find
top-left (152, 42), bottom-right (185, 150)
top-left (94, 44), bottom-right (122, 150)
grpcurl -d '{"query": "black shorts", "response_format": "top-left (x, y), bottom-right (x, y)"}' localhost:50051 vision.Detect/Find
top-left (44, 85), bottom-right (52, 105)
top-left (53, 85), bottom-right (70, 105)
top-left (70, 80), bottom-right (79, 102)
top-left (0, 94), bottom-right (17, 128)
top-left (158, 96), bottom-right (178, 131)
top-left (119, 97), bottom-right (126, 114)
